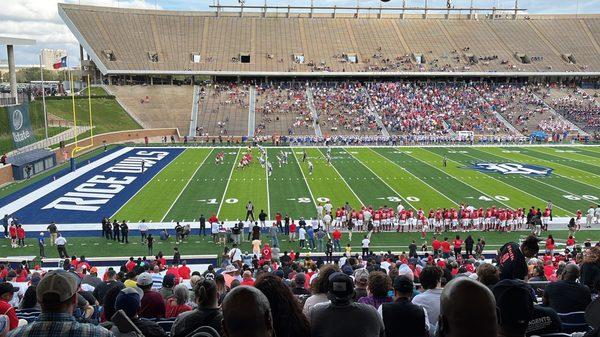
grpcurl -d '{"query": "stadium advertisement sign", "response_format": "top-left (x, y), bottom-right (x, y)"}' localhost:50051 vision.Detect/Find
top-left (0, 147), bottom-right (184, 224)
top-left (468, 162), bottom-right (553, 176)
top-left (6, 101), bottom-right (36, 148)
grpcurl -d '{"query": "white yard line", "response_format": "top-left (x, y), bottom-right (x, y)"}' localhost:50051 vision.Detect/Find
top-left (369, 148), bottom-right (460, 207)
top-left (160, 149), bottom-right (214, 222)
top-left (404, 151), bottom-right (513, 209)
top-left (265, 149), bottom-right (271, 219)
top-left (319, 148), bottom-right (365, 207)
top-left (345, 149), bottom-right (417, 210)
top-left (0, 147), bottom-right (133, 216)
top-left (292, 149), bottom-right (318, 210)
top-left (111, 149), bottom-right (188, 221)
top-left (216, 148), bottom-right (241, 218)
top-left (428, 148), bottom-right (573, 215)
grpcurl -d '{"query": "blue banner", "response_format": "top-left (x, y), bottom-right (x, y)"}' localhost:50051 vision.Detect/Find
top-left (6, 101), bottom-right (36, 149)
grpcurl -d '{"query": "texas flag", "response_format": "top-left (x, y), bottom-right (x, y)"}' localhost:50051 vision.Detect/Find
top-left (53, 56), bottom-right (67, 69)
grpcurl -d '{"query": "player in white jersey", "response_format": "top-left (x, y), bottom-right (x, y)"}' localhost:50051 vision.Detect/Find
top-left (324, 201), bottom-right (333, 215)
top-left (316, 203), bottom-right (324, 220)
top-left (259, 156), bottom-right (265, 168)
top-left (308, 161), bottom-right (314, 175)
top-left (267, 162), bottom-right (273, 176)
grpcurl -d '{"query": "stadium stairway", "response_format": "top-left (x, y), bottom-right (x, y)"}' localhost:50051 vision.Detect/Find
top-left (361, 86), bottom-right (390, 137)
top-left (248, 85), bottom-right (256, 138)
top-left (305, 87), bottom-right (322, 137)
top-left (188, 85), bottom-right (200, 137)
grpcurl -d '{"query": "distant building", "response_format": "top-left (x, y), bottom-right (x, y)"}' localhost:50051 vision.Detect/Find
top-left (41, 49), bottom-right (67, 70)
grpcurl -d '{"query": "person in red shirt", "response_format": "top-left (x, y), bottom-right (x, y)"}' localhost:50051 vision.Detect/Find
top-left (289, 221), bottom-right (297, 242)
top-left (8, 225), bottom-right (17, 248)
top-left (240, 270), bottom-right (255, 286)
top-left (262, 243), bottom-right (272, 261)
top-left (178, 261), bottom-right (191, 279)
top-left (453, 235), bottom-right (463, 257)
top-left (125, 257), bottom-right (136, 272)
top-left (166, 265), bottom-right (181, 282)
top-left (545, 235), bottom-right (555, 255)
top-left (0, 283), bottom-right (20, 330)
top-left (16, 225), bottom-right (25, 247)
top-left (432, 237), bottom-right (441, 256)
top-left (332, 229), bottom-right (342, 252)
top-left (441, 237), bottom-right (451, 258)
top-left (165, 284), bottom-right (192, 318)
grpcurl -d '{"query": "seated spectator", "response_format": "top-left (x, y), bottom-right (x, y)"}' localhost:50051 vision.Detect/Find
top-left (309, 272), bottom-right (384, 337)
top-left (137, 272), bottom-right (166, 319)
top-left (378, 275), bottom-right (429, 337)
top-left (581, 246), bottom-right (600, 294)
top-left (102, 286), bottom-right (123, 323)
top-left (159, 274), bottom-right (175, 301)
top-left (178, 262), bottom-right (191, 280)
top-left (170, 279), bottom-right (223, 337)
top-left (254, 274), bottom-right (311, 337)
top-left (476, 263), bottom-right (500, 289)
top-left (93, 269), bottom-right (123, 306)
top-left (240, 271), bottom-right (255, 287)
top-left (353, 268), bottom-right (369, 301)
top-left (16, 286), bottom-right (41, 323)
top-left (82, 267), bottom-right (102, 288)
top-left (291, 273), bottom-right (309, 296)
top-left (111, 287), bottom-right (167, 337)
top-left (412, 265), bottom-right (443, 333)
top-left (165, 284), bottom-right (192, 318)
top-left (358, 271), bottom-right (392, 309)
top-left (303, 265), bottom-right (338, 316)
top-left (543, 263), bottom-right (592, 313)
top-left (437, 277), bottom-right (497, 337)
top-left (0, 283), bottom-right (19, 331)
top-left (221, 286), bottom-right (274, 337)
top-left (8, 270), bottom-right (113, 337)
top-left (494, 279), bottom-right (561, 337)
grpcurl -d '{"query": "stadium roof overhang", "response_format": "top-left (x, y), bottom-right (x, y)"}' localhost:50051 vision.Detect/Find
top-left (98, 70), bottom-right (600, 78)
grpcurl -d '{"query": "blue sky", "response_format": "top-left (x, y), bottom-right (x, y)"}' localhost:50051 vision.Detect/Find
top-left (1, 0), bottom-right (599, 67)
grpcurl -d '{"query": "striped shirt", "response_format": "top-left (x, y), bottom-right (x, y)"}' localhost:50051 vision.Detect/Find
top-left (7, 313), bottom-right (113, 337)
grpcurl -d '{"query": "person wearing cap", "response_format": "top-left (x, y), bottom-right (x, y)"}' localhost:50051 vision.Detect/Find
top-left (378, 275), bottom-right (428, 337)
top-left (494, 279), bottom-right (561, 337)
top-left (353, 268), bottom-right (369, 301)
top-left (8, 270), bottom-right (113, 337)
top-left (437, 277), bottom-right (497, 337)
top-left (110, 287), bottom-right (167, 337)
top-left (0, 283), bottom-right (19, 331)
top-left (82, 267), bottom-right (102, 289)
top-left (309, 272), bottom-right (384, 337)
top-left (137, 272), bottom-right (166, 319)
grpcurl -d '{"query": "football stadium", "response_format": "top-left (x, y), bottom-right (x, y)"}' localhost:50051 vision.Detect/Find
top-left (0, 1), bottom-right (599, 336)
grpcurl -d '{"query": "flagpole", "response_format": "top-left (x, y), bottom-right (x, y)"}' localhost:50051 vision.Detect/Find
top-left (39, 53), bottom-right (48, 140)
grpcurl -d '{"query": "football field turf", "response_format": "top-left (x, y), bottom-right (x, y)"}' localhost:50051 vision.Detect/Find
top-left (113, 145), bottom-right (600, 222)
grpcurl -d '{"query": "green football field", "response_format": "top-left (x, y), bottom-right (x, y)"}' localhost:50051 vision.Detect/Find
top-left (112, 145), bottom-right (600, 223)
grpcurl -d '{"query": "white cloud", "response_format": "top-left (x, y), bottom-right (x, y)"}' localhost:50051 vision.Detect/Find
top-left (0, 0), bottom-right (598, 66)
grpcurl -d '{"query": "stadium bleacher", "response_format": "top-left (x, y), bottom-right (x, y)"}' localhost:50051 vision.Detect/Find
top-left (59, 4), bottom-right (600, 75)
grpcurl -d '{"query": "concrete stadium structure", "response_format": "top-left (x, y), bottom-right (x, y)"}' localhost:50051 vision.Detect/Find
top-left (59, 3), bottom-right (600, 79)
